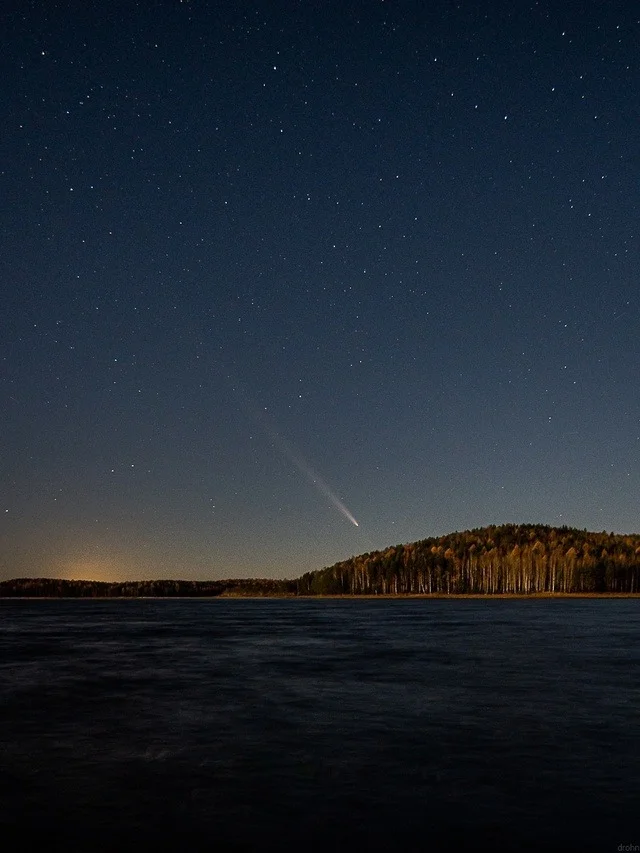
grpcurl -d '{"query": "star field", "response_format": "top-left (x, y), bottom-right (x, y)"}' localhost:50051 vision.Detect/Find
top-left (1, 1), bottom-right (639, 581)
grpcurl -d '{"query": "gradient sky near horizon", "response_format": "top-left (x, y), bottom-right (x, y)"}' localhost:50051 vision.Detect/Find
top-left (1, 0), bottom-right (639, 581)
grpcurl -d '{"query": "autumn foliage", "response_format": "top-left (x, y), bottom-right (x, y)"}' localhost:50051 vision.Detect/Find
top-left (295, 524), bottom-right (640, 595)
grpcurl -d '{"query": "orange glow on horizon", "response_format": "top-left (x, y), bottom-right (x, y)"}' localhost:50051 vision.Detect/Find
top-left (56, 558), bottom-right (121, 583)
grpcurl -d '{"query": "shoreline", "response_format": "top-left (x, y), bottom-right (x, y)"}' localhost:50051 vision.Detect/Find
top-left (2, 592), bottom-right (639, 601)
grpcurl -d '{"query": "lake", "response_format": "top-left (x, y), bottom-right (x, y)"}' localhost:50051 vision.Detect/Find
top-left (0, 599), bottom-right (638, 851)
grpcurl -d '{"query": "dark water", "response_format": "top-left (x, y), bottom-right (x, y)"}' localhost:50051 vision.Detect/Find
top-left (0, 599), bottom-right (638, 852)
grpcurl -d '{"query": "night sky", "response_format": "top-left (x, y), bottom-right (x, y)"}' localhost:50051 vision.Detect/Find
top-left (2, 1), bottom-right (638, 582)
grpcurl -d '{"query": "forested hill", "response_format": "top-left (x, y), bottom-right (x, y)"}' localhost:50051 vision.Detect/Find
top-left (2, 525), bottom-right (640, 597)
top-left (295, 524), bottom-right (640, 595)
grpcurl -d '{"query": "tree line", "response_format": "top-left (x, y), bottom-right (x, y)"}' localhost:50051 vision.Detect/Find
top-left (0, 577), bottom-right (295, 598)
top-left (2, 525), bottom-right (640, 597)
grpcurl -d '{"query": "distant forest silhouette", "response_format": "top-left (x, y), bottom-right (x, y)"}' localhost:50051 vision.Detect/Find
top-left (2, 525), bottom-right (640, 597)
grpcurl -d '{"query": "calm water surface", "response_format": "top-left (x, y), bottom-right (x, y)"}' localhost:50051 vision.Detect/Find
top-left (0, 599), bottom-right (638, 851)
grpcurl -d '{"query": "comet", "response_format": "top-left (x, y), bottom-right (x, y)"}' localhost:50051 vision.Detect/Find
top-left (222, 371), bottom-right (361, 529)
top-left (267, 429), bottom-right (360, 528)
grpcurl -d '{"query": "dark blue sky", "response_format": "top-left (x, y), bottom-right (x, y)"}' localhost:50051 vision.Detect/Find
top-left (2, 0), bottom-right (638, 581)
